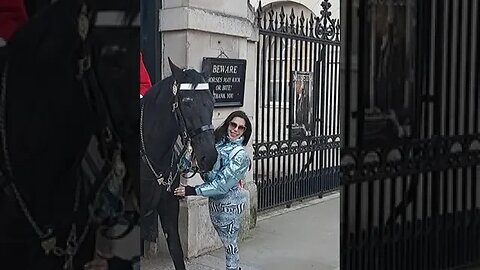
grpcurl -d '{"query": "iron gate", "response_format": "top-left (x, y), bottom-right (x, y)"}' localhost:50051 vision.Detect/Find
top-left (341, 0), bottom-right (480, 269)
top-left (254, 0), bottom-right (341, 211)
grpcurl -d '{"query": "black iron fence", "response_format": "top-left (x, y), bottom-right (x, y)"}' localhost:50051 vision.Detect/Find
top-left (254, 0), bottom-right (341, 211)
top-left (341, 0), bottom-right (480, 269)
top-left (341, 136), bottom-right (480, 269)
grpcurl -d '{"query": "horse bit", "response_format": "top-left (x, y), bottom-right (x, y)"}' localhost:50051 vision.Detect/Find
top-left (140, 81), bottom-right (214, 192)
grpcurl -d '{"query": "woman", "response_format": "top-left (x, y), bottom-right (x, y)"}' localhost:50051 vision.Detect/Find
top-left (174, 110), bottom-right (252, 270)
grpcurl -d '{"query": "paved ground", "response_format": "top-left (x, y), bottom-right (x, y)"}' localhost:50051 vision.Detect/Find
top-left (141, 193), bottom-right (340, 270)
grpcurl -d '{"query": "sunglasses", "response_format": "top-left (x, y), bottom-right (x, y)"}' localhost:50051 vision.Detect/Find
top-left (229, 121), bottom-right (246, 132)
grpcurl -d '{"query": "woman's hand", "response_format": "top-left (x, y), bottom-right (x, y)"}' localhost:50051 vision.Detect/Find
top-left (174, 184), bottom-right (186, 197)
top-left (174, 184), bottom-right (196, 197)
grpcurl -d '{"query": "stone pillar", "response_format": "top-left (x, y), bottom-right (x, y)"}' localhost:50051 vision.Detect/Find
top-left (157, 0), bottom-right (259, 259)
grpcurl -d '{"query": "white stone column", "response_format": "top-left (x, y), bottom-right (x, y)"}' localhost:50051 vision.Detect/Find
top-left (157, 0), bottom-right (259, 259)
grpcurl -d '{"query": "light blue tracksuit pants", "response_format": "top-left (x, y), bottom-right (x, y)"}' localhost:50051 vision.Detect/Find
top-left (208, 188), bottom-right (247, 270)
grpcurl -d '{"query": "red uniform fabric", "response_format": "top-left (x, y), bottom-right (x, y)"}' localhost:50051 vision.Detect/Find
top-left (0, 0), bottom-right (28, 41)
top-left (140, 52), bottom-right (152, 96)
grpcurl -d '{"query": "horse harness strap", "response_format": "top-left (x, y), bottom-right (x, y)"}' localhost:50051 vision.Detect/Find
top-left (189, 124), bottom-right (215, 138)
top-left (171, 82), bottom-right (214, 139)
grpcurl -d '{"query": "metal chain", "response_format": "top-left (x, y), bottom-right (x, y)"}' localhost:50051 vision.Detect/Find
top-left (140, 103), bottom-right (163, 180)
top-left (1, 62), bottom-right (89, 265)
top-left (1, 62), bottom-right (51, 238)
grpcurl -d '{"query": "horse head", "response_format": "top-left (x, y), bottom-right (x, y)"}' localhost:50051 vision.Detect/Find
top-left (167, 58), bottom-right (218, 172)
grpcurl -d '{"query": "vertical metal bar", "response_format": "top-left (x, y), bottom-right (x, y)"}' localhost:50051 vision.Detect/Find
top-left (292, 33), bottom-right (298, 202)
top-left (453, 2), bottom-right (461, 266)
top-left (334, 41), bottom-right (340, 190)
top-left (424, 0), bottom-right (433, 139)
top-left (445, 1), bottom-right (453, 138)
top-left (255, 24), bottom-right (261, 210)
top-left (319, 42), bottom-right (325, 194)
top-left (468, 0), bottom-right (479, 135)
top-left (406, 174), bottom-right (412, 270)
top-left (366, 173), bottom-right (374, 270)
top-left (401, 174), bottom-right (407, 270)
top-left (423, 3), bottom-right (439, 266)
top-left (449, 1), bottom-right (459, 137)
top-left (447, 167), bottom-right (453, 269)
top-left (470, 0), bottom-right (480, 264)
top-left (379, 172), bottom-right (386, 269)
top-left (328, 43), bottom-right (335, 188)
top-left (432, 0), bottom-right (443, 136)
top-left (472, 164), bottom-right (478, 263)
top-left (278, 35), bottom-right (284, 206)
top-left (325, 44), bottom-right (334, 190)
top-left (356, 0), bottom-right (366, 148)
top-left (410, 174), bottom-right (418, 270)
top-left (461, 2), bottom-right (471, 265)
top-left (439, 1), bottom-right (450, 266)
top-left (324, 43), bottom-right (330, 191)
top-left (314, 44), bottom-right (321, 196)
top-left (391, 176), bottom-right (396, 270)
top-left (458, 1), bottom-right (468, 137)
top-left (308, 39), bottom-right (314, 196)
top-left (444, 1), bottom-right (454, 265)
top-left (330, 43), bottom-right (336, 190)
top-left (476, 0), bottom-right (480, 134)
top-left (425, 0), bottom-right (434, 140)
top-left (321, 41), bottom-right (328, 192)
top-left (272, 33), bottom-right (278, 208)
top-left (423, 171), bottom-right (430, 269)
top-left (287, 33), bottom-right (294, 206)
top-left (355, 181), bottom-right (362, 270)
top-left (284, 36), bottom-right (290, 204)
top-left (298, 35), bottom-right (304, 199)
top-left (265, 35), bottom-right (273, 208)
top-left (260, 31), bottom-right (268, 210)
top-left (341, 0), bottom-right (353, 267)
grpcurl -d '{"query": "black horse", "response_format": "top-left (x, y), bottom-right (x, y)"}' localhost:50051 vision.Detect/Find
top-left (140, 59), bottom-right (217, 270)
top-left (0, 0), bottom-right (140, 269)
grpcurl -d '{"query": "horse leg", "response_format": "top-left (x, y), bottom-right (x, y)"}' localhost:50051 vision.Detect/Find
top-left (157, 194), bottom-right (186, 270)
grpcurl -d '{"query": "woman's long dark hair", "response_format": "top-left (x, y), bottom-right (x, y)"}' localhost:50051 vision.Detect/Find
top-left (214, 110), bottom-right (252, 146)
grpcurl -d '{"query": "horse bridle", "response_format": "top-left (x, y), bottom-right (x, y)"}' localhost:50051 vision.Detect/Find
top-left (0, 3), bottom-right (132, 269)
top-left (140, 80), bottom-right (214, 193)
